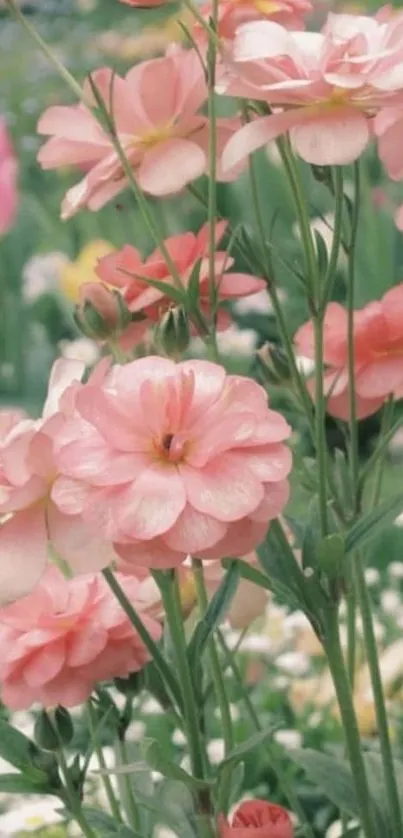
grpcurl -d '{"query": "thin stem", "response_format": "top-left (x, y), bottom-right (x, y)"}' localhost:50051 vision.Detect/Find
top-left (313, 312), bottom-right (328, 536)
top-left (369, 396), bottom-right (394, 509)
top-left (346, 590), bottom-right (357, 689)
top-left (87, 702), bottom-right (122, 824)
top-left (323, 614), bottom-right (376, 838)
top-left (354, 554), bottom-right (403, 838)
top-left (217, 631), bottom-right (316, 838)
top-left (206, 0), bottom-right (219, 356)
top-left (45, 714), bottom-right (97, 838)
top-left (103, 569), bottom-right (182, 712)
top-left (278, 139), bottom-right (318, 298)
top-left (192, 560), bottom-right (234, 812)
top-left (116, 738), bottom-right (141, 831)
top-left (359, 412), bottom-right (403, 491)
top-left (6, 0), bottom-right (84, 101)
top-left (320, 168), bottom-right (345, 312)
top-left (346, 162), bottom-right (361, 517)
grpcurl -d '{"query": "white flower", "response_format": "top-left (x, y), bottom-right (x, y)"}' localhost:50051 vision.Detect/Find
top-left (381, 590), bottom-right (401, 615)
top-left (22, 252), bottom-right (69, 302)
top-left (234, 289), bottom-right (274, 316)
top-left (238, 634), bottom-right (273, 654)
top-left (326, 819), bottom-right (359, 838)
top-left (191, 325), bottom-right (257, 358)
top-left (126, 721), bottom-right (146, 742)
top-left (388, 561), bottom-right (403, 579)
top-left (59, 338), bottom-right (99, 366)
top-left (172, 729), bottom-right (187, 747)
top-left (142, 697), bottom-right (164, 715)
top-left (274, 729), bottom-right (302, 750)
top-left (276, 651), bottom-right (311, 676)
top-left (207, 739), bottom-right (225, 764)
top-left (0, 800), bottom-right (62, 835)
top-left (364, 568), bottom-right (380, 586)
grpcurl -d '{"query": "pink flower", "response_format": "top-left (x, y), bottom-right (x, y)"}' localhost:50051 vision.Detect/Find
top-left (0, 359), bottom-right (117, 606)
top-left (194, 0), bottom-right (311, 44)
top-left (374, 107), bottom-right (403, 182)
top-left (51, 357), bottom-right (292, 570)
top-left (218, 800), bottom-right (294, 838)
top-left (37, 52), bottom-right (240, 219)
top-left (77, 282), bottom-right (148, 350)
top-left (0, 566), bottom-right (161, 710)
top-left (220, 12), bottom-right (403, 172)
top-left (0, 119), bottom-right (18, 235)
top-left (96, 221), bottom-right (265, 332)
top-left (203, 553), bottom-right (269, 628)
top-left (295, 287), bottom-right (403, 420)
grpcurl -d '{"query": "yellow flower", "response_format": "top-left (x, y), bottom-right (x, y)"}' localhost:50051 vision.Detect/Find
top-left (60, 240), bottom-right (114, 303)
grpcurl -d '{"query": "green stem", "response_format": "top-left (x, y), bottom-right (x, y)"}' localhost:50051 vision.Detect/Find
top-left (6, 0), bottom-right (84, 101)
top-left (87, 702), bottom-right (122, 824)
top-left (353, 554), bottom-right (403, 838)
top-left (278, 139), bottom-right (318, 298)
top-left (320, 168), bottom-right (345, 312)
top-left (313, 311), bottom-right (328, 536)
top-left (192, 560), bottom-right (234, 813)
top-left (206, 0), bottom-right (219, 356)
top-left (369, 397), bottom-right (394, 509)
top-left (217, 632), bottom-right (316, 838)
top-left (323, 614), bottom-right (376, 838)
top-left (156, 571), bottom-right (214, 838)
top-left (346, 162), bottom-right (361, 517)
top-left (359, 412), bottom-right (403, 491)
top-left (116, 738), bottom-right (141, 831)
top-left (346, 590), bottom-right (357, 689)
top-left (103, 569), bottom-right (182, 712)
top-left (45, 715), bottom-right (97, 838)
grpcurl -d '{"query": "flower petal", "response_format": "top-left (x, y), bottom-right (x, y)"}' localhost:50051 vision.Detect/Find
top-left (0, 507), bottom-right (48, 605)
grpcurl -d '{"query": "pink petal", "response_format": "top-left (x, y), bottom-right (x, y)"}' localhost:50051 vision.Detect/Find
top-left (67, 627), bottom-right (108, 667)
top-left (116, 464), bottom-right (186, 539)
top-left (356, 358), bottom-right (403, 398)
top-left (222, 111), bottom-right (301, 175)
top-left (291, 108), bottom-right (370, 165)
top-left (218, 272), bottom-right (266, 297)
top-left (43, 359), bottom-right (85, 419)
top-left (163, 504), bottom-right (227, 552)
top-left (0, 507), bottom-right (48, 605)
top-left (116, 538), bottom-right (185, 569)
top-left (23, 638), bottom-right (65, 687)
top-left (47, 505), bottom-right (117, 573)
top-left (180, 455), bottom-right (263, 522)
top-left (138, 139), bottom-right (206, 196)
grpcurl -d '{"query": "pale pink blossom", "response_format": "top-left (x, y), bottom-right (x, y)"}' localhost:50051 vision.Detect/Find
top-left (0, 119), bottom-right (18, 235)
top-left (37, 52), bottom-right (240, 219)
top-left (295, 287), bottom-right (403, 420)
top-left (203, 553), bottom-right (269, 628)
top-left (0, 359), bottom-right (116, 605)
top-left (51, 357), bottom-right (292, 570)
top-left (374, 108), bottom-right (403, 192)
top-left (0, 566), bottom-right (161, 709)
top-left (96, 221), bottom-right (265, 332)
top-left (219, 12), bottom-right (403, 172)
top-left (193, 0), bottom-right (311, 45)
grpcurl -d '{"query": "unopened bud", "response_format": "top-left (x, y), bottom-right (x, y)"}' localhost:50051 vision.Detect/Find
top-left (257, 342), bottom-right (291, 385)
top-left (74, 282), bottom-right (132, 342)
top-left (54, 706), bottom-right (74, 746)
top-left (34, 710), bottom-right (59, 751)
top-left (156, 306), bottom-right (190, 358)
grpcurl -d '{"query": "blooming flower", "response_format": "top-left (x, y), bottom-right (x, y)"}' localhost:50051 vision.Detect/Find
top-left (60, 241), bottom-right (114, 302)
top-left (96, 221), bottom-right (265, 332)
top-left (295, 287), bottom-right (403, 420)
top-left (0, 566), bottom-right (161, 709)
top-left (195, 0), bottom-right (311, 45)
top-left (0, 359), bottom-right (116, 605)
top-left (218, 800), bottom-right (294, 837)
top-left (0, 118), bottom-right (18, 236)
top-left (203, 553), bottom-right (269, 628)
top-left (37, 51), bottom-right (240, 219)
top-left (51, 357), bottom-right (292, 569)
top-left (219, 12), bottom-right (403, 172)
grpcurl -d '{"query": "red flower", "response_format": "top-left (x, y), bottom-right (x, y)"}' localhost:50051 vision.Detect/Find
top-left (219, 801), bottom-right (294, 838)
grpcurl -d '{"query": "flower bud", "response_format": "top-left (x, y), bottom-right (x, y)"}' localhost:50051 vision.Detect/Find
top-left (218, 800), bottom-right (294, 838)
top-left (155, 305), bottom-right (190, 358)
top-left (34, 710), bottom-right (59, 752)
top-left (54, 706), bottom-right (74, 746)
top-left (257, 342), bottom-right (291, 385)
top-left (74, 282), bottom-right (132, 342)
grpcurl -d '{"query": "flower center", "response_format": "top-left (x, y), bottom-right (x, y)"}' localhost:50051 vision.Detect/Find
top-left (154, 431), bottom-right (188, 464)
top-left (135, 123), bottom-right (174, 150)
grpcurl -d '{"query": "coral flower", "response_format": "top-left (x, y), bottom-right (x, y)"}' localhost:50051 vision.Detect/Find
top-left (220, 12), bottom-right (403, 172)
top-left (51, 357), bottom-right (292, 569)
top-left (96, 221), bottom-right (265, 331)
top-left (195, 0), bottom-right (311, 44)
top-left (0, 360), bottom-right (117, 606)
top-left (218, 800), bottom-right (294, 838)
top-left (0, 118), bottom-right (18, 236)
top-left (295, 286), bottom-right (403, 420)
top-left (0, 567), bottom-right (161, 710)
top-left (37, 51), bottom-right (240, 219)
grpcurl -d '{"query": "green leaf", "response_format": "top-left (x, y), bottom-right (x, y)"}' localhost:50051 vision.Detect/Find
top-left (143, 740), bottom-right (211, 792)
top-left (0, 773), bottom-right (56, 795)
top-left (345, 492), bottom-right (403, 556)
top-left (0, 718), bottom-right (50, 781)
top-left (82, 809), bottom-right (143, 838)
top-left (363, 751), bottom-right (403, 834)
top-left (186, 259), bottom-right (202, 312)
top-left (289, 749), bottom-right (359, 816)
top-left (118, 268), bottom-right (185, 306)
top-left (187, 561), bottom-right (240, 664)
top-left (220, 727), bottom-right (277, 768)
top-left (313, 228), bottom-right (329, 277)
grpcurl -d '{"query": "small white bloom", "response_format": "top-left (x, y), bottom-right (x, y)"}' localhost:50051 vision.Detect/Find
top-left (207, 739), bottom-right (225, 764)
top-left (326, 819), bottom-right (359, 838)
top-left (364, 568), bottom-right (380, 586)
top-left (274, 729), bottom-right (302, 750)
top-left (381, 590), bottom-right (401, 615)
top-left (172, 729), bottom-right (187, 747)
top-left (0, 799), bottom-right (62, 834)
top-left (142, 697), bottom-right (164, 715)
top-left (22, 252), bottom-right (69, 302)
top-left (239, 634), bottom-right (273, 654)
top-left (155, 827), bottom-right (179, 838)
top-left (59, 337), bottom-right (99, 366)
top-left (214, 703), bottom-right (240, 722)
top-left (296, 355), bottom-right (315, 376)
top-left (388, 561), bottom-right (403, 579)
top-left (276, 651), bottom-right (310, 676)
top-left (272, 675), bottom-right (290, 690)
top-left (234, 289), bottom-right (274, 316)
top-left (126, 721), bottom-right (146, 742)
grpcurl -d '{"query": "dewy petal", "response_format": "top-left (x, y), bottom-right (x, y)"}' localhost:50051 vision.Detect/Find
top-left (180, 455), bottom-right (263, 522)
top-left (291, 108), bottom-right (370, 165)
top-left (138, 139), bottom-right (206, 196)
top-left (0, 506), bottom-right (48, 605)
top-left (116, 465), bottom-right (186, 540)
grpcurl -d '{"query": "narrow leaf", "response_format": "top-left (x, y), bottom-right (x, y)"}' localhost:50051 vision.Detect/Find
top-left (289, 749), bottom-right (359, 816)
top-left (220, 727), bottom-right (277, 768)
top-left (187, 561), bottom-right (240, 664)
top-left (345, 492), bottom-right (403, 555)
top-left (0, 773), bottom-right (56, 795)
top-left (0, 719), bottom-right (48, 780)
